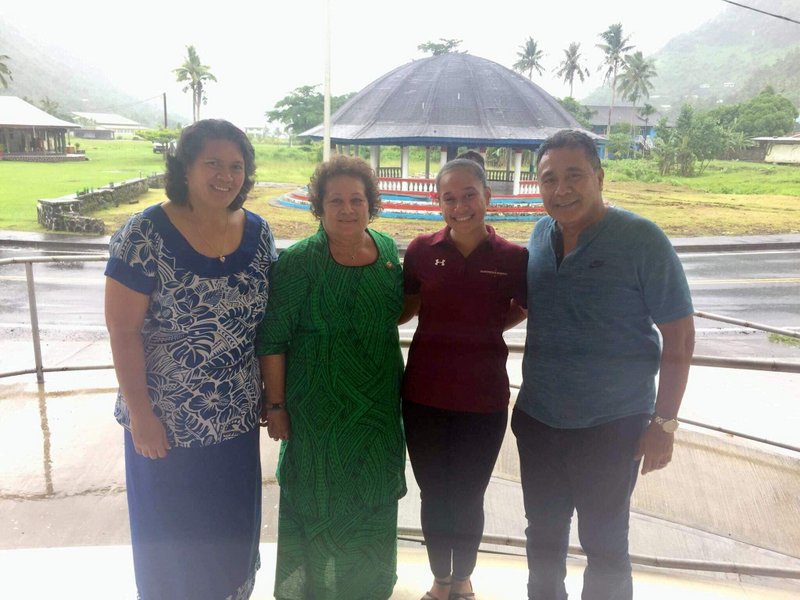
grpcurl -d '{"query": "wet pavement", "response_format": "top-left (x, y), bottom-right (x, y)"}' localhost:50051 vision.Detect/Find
top-left (1, 336), bottom-right (799, 599)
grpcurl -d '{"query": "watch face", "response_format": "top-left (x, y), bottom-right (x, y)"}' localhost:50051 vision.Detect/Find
top-left (662, 419), bottom-right (679, 433)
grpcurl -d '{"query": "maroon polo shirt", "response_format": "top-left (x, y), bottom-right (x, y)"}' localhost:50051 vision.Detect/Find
top-left (402, 226), bottom-right (528, 413)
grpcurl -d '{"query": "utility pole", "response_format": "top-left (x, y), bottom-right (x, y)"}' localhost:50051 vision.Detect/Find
top-left (163, 92), bottom-right (168, 129)
top-left (323, 0), bottom-right (331, 162)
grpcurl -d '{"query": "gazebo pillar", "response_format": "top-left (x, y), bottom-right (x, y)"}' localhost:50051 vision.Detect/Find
top-left (401, 146), bottom-right (410, 190)
top-left (439, 146), bottom-right (448, 169)
top-left (512, 148), bottom-right (523, 196)
top-left (369, 145), bottom-right (380, 172)
top-left (424, 146), bottom-right (431, 179)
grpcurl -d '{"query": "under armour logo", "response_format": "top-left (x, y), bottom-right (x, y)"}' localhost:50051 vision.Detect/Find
top-left (434, 259), bottom-right (446, 266)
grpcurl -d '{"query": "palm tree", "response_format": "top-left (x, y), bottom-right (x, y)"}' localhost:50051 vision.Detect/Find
top-left (39, 97), bottom-right (61, 117)
top-left (555, 42), bottom-right (590, 98)
top-left (513, 37), bottom-right (545, 80)
top-left (0, 54), bottom-right (12, 89)
top-left (637, 102), bottom-right (658, 156)
top-left (597, 23), bottom-right (634, 156)
top-left (638, 103), bottom-right (657, 132)
top-left (618, 52), bottom-right (657, 154)
top-left (618, 52), bottom-right (657, 110)
top-left (174, 46), bottom-right (217, 123)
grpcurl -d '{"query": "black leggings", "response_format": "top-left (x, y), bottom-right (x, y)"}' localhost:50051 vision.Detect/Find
top-left (402, 401), bottom-right (507, 579)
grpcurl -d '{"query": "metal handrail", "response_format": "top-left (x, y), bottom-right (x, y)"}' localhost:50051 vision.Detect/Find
top-left (695, 310), bottom-right (800, 339)
top-left (397, 527), bottom-right (800, 579)
top-left (2, 254), bottom-right (799, 452)
top-left (1, 254), bottom-right (110, 383)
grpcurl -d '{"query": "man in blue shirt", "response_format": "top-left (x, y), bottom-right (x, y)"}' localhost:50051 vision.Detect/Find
top-left (512, 130), bottom-right (695, 600)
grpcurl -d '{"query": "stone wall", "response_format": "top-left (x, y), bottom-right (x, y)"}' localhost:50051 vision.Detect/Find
top-left (37, 174), bottom-right (165, 233)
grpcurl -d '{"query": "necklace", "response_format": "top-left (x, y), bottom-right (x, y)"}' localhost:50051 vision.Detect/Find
top-left (345, 242), bottom-right (363, 262)
top-left (333, 238), bottom-right (362, 262)
top-left (193, 210), bottom-right (230, 262)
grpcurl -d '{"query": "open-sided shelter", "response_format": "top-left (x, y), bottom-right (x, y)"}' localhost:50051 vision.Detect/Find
top-left (0, 96), bottom-right (80, 159)
top-left (301, 53), bottom-right (601, 194)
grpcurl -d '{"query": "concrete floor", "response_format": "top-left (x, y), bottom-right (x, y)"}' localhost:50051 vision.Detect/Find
top-left (1, 337), bottom-right (799, 598)
top-left (2, 543), bottom-right (799, 599)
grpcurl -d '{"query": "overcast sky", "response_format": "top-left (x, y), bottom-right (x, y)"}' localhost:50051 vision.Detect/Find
top-left (3, 0), bottom-right (728, 127)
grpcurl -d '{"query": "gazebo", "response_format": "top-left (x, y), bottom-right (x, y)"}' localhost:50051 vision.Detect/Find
top-left (301, 53), bottom-right (602, 195)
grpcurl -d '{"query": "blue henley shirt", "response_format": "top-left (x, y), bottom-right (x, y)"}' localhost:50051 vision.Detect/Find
top-left (516, 207), bottom-right (694, 428)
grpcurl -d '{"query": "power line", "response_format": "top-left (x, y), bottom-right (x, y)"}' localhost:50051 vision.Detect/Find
top-left (720, 0), bottom-right (800, 25)
top-left (80, 94), bottom-right (165, 114)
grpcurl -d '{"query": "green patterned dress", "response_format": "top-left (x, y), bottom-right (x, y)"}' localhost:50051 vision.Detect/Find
top-left (256, 226), bottom-right (406, 600)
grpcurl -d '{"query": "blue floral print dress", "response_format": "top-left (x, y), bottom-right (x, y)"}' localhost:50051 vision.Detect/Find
top-left (105, 204), bottom-right (276, 600)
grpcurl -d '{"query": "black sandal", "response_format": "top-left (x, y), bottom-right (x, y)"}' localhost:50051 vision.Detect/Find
top-left (448, 576), bottom-right (476, 600)
top-left (420, 576), bottom-right (452, 600)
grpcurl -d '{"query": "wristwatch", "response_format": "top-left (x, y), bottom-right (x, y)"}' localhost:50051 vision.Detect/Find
top-left (652, 415), bottom-right (679, 433)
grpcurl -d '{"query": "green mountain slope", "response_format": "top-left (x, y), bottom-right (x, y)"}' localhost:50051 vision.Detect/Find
top-left (0, 17), bottom-right (188, 127)
top-left (583, 0), bottom-right (800, 113)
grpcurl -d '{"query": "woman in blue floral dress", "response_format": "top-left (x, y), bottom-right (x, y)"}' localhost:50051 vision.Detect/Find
top-left (104, 119), bottom-right (277, 600)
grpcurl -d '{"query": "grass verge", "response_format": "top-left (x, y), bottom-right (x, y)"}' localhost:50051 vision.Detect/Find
top-left (768, 333), bottom-right (800, 348)
top-left (2, 140), bottom-right (799, 241)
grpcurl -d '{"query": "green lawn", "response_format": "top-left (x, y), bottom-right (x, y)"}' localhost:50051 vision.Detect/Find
top-left (1, 140), bottom-right (799, 239)
top-left (606, 159), bottom-right (800, 196)
top-left (0, 140), bottom-right (167, 230)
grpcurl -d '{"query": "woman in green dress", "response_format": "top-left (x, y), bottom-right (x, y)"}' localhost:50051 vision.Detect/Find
top-left (256, 155), bottom-right (406, 600)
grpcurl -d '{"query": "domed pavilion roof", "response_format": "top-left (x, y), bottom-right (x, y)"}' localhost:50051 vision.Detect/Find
top-left (301, 53), bottom-right (592, 146)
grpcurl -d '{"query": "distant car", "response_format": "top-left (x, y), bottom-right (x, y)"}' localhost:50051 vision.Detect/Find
top-left (152, 140), bottom-right (176, 155)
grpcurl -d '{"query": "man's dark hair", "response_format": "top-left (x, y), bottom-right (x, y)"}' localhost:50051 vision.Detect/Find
top-left (165, 119), bottom-right (256, 211)
top-left (535, 129), bottom-right (601, 171)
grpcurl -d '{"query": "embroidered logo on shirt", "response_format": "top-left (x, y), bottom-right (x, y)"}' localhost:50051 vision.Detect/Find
top-left (480, 270), bottom-right (508, 276)
top-left (589, 260), bottom-right (605, 268)
top-left (434, 259), bottom-right (446, 266)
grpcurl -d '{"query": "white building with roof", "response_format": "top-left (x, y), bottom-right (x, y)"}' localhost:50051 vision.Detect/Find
top-left (71, 111), bottom-right (144, 138)
top-left (0, 96), bottom-right (79, 156)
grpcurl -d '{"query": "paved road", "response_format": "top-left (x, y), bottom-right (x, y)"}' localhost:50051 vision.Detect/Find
top-left (2, 243), bottom-right (800, 360)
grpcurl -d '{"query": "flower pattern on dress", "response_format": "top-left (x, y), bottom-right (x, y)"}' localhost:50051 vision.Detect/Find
top-left (108, 206), bottom-right (276, 448)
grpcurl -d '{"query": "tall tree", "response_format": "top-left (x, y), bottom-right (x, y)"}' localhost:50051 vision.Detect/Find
top-left (618, 51), bottom-right (657, 154)
top-left (558, 97), bottom-right (594, 129)
top-left (638, 103), bottom-right (657, 132)
top-left (0, 54), bottom-right (12, 88)
top-left (417, 39), bottom-right (462, 56)
top-left (174, 46), bottom-right (217, 123)
top-left (37, 97), bottom-right (72, 122)
top-left (513, 37), bottom-right (545, 80)
top-left (555, 42), bottom-right (590, 98)
top-left (637, 102), bottom-right (658, 153)
top-left (735, 87), bottom-right (798, 137)
top-left (597, 23), bottom-right (634, 156)
top-left (266, 85), bottom-right (355, 141)
top-left (618, 51), bottom-right (656, 110)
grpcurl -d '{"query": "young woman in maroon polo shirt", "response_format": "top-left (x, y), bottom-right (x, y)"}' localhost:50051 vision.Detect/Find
top-left (400, 158), bottom-right (528, 600)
